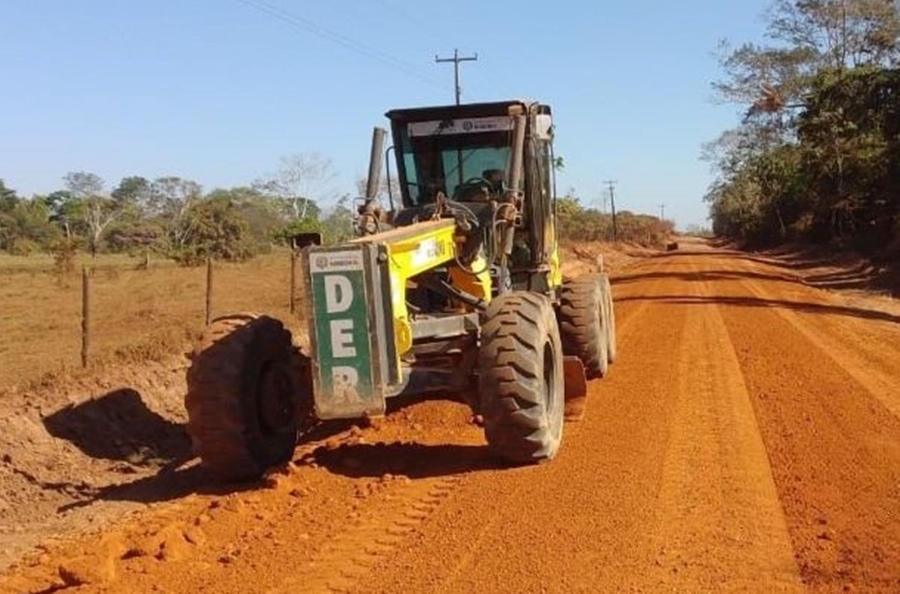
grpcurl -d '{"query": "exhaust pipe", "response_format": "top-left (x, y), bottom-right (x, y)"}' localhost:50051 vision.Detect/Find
top-left (366, 127), bottom-right (387, 199)
top-left (357, 127), bottom-right (388, 236)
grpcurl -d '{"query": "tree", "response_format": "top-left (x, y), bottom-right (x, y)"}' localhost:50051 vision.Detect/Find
top-left (0, 184), bottom-right (61, 253)
top-left (767, 0), bottom-right (900, 70)
top-left (42, 190), bottom-right (83, 240)
top-left (206, 186), bottom-right (285, 251)
top-left (63, 171), bottom-right (120, 255)
top-left (254, 152), bottom-right (334, 221)
top-left (319, 195), bottom-right (354, 244)
top-left (149, 176), bottom-right (203, 249)
top-left (354, 172), bottom-right (401, 205)
top-left (111, 176), bottom-right (153, 214)
top-left (0, 179), bottom-right (18, 212)
top-left (171, 195), bottom-right (255, 265)
top-left (101, 176), bottom-right (158, 253)
top-left (708, 1), bottom-right (900, 250)
top-left (797, 67), bottom-right (900, 244)
top-left (716, 1), bottom-right (900, 114)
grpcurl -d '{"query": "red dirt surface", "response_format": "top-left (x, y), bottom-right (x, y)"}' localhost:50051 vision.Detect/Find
top-left (2, 237), bottom-right (900, 593)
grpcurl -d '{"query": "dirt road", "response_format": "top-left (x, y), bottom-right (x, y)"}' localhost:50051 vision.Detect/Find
top-left (3, 240), bottom-right (900, 593)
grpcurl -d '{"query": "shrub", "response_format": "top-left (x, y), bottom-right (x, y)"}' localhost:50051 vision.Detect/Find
top-left (9, 237), bottom-right (41, 256)
top-left (51, 238), bottom-right (80, 275)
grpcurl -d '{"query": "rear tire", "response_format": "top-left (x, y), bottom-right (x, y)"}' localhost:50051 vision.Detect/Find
top-left (557, 275), bottom-right (609, 378)
top-left (186, 314), bottom-right (306, 482)
top-left (600, 274), bottom-right (617, 364)
top-left (479, 292), bottom-right (564, 463)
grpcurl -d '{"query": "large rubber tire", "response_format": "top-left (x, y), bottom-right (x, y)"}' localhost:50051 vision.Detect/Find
top-left (600, 274), bottom-right (617, 364)
top-left (186, 314), bottom-right (304, 482)
top-left (557, 275), bottom-right (609, 378)
top-left (479, 292), bottom-right (564, 463)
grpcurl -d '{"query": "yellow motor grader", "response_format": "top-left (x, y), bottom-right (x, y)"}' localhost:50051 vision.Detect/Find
top-left (185, 100), bottom-right (616, 481)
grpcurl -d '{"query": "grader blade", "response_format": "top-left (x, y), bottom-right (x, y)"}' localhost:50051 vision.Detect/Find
top-left (562, 356), bottom-right (588, 422)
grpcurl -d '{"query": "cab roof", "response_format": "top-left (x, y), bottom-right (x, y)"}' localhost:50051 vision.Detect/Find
top-left (385, 100), bottom-right (550, 123)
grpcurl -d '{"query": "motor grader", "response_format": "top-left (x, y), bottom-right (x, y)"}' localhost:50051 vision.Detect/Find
top-left (185, 100), bottom-right (616, 481)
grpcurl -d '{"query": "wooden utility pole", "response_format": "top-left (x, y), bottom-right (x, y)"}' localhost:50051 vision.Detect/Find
top-left (604, 180), bottom-right (618, 241)
top-left (659, 203), bottom-right (666, 220)
top-left (435, 49), bottom-right (478, 105)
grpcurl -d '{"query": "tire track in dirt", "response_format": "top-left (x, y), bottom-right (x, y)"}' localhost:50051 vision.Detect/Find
top-left (355, 259), bottom-right (698, 593)
top-left (0, 419), bottom-right (481, 594)
top-left (728, 256), bottom-right (900, 421)
top-left (646, 257), bottom-right (802, 592)
top-left (713, 254), bottom-right (900, 592)
top-left (267, 261), bottom-right (664, 594)
top-left (332, 262), bottom-right (671, 594)
top-left (268, 474), bottom-right (462, 594)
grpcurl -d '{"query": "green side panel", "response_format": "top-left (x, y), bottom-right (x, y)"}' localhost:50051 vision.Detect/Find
top-left (307, 248), bottom-right (385, 419)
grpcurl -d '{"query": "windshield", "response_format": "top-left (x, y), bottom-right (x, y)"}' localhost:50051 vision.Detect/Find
top-left (397, 125), bottom-right (512, 206)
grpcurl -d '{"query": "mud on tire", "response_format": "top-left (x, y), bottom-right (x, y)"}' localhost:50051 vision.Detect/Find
top-left (479, 292), bottom-right (564, 463)
top-left (557, 275), bottom-right (609, 378)
top-left (186, 314), bottom-right (308, 482)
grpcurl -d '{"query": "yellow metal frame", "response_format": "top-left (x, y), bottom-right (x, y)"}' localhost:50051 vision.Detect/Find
top-left (352, 219), bottom-right (492, 357)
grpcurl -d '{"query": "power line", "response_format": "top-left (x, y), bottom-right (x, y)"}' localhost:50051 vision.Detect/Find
top-left (371, 1), bottom-right (501, 101)
top-left (371, 0), bottom-right (430, 29)
top-left (235, 0), bottom-right (449, 90)
top-left (371, 2), bottom-right (488, 100)
top-left (435, 49), bottom-right (478, 105)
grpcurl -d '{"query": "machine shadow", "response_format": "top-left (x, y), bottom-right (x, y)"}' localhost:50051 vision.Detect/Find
top-left (46, 395), bottom-right (364, 510)
top-left (312, 441), bottom-right (501, 480)
top-left (43, 388), bottom-right (192, 467)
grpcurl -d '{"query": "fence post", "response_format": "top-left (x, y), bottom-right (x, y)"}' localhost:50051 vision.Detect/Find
top-left (81, 266), bottom-right (91, 368)
top-left (205, 257), bottom-right (214, 326)
top-left (290, 250), bottom-right (297, 314)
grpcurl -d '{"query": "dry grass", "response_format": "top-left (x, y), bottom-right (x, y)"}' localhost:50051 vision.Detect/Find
top-left (0, 250), bottom-right (304, 393)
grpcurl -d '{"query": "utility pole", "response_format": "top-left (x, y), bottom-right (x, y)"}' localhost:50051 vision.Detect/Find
top-left (659, 203), bottom-right (666, 221)
top-left (435, 48), bottom-right (478, 105)
top-left (604, 180), bottom-right (618, 242)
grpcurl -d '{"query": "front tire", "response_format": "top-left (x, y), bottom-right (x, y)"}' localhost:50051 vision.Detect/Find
top-left (479, 292), bottom-right (564, 463)
top-left (186, 314), bottom-right (306, 482)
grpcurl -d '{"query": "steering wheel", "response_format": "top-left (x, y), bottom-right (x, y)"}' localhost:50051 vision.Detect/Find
top-left (453, 177), bottom-right (493, 201)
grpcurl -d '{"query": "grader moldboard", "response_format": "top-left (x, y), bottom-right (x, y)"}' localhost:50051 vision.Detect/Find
top-left (185, 100), bottom-right (616, 481)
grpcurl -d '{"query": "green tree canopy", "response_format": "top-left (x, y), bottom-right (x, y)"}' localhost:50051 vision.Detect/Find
top-left (707, 1), bottom-right (900, 252)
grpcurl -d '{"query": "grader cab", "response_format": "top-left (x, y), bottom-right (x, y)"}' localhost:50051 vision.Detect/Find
top-left (185, 100), bottom-right (616, 481)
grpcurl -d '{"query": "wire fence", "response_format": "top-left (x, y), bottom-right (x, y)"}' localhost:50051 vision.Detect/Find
top-left (0, 250), bottom-right (304, 393)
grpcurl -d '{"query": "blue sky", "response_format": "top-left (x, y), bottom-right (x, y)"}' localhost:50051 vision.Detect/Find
top-left (0, 1), bottom-right (771, 229)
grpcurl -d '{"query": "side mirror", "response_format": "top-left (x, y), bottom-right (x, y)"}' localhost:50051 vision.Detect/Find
top-left (292, 232), bottom-right (322, 250)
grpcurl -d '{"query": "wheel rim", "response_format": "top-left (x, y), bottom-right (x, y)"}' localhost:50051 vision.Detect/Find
top-left (256, 361), bottom-right (296, 435)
